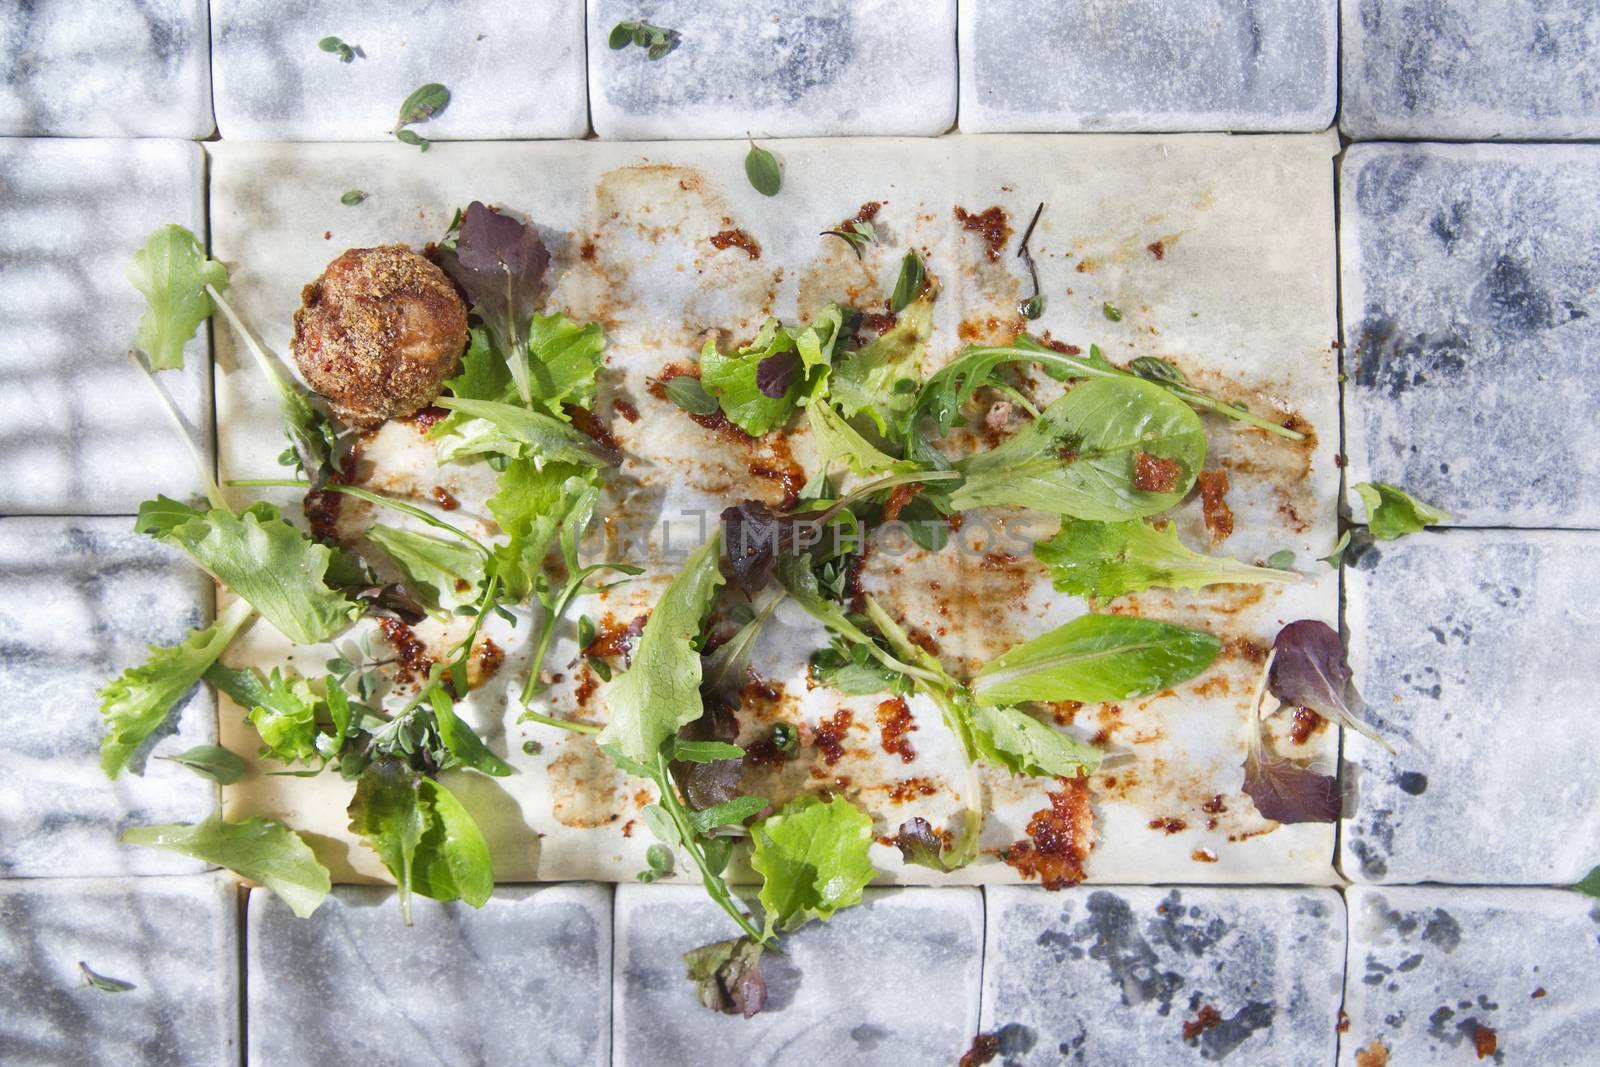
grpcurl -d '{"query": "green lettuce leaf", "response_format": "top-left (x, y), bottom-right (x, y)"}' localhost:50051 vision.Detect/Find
top-left (487, 458), bottom-right (600, 600)
top-left (828, 291), bottom-right (933, 434)
top-left (805, 402), bottom-right (909, 478)
top-left (972, 613), bottom-right (1221, 706)
top-left (596, 531), bottom-right (725, 766)
top-left (98, 598), bottom-right (255, 778)
top-left (412, 776), bottom-right (494, 907)
top-left (969, 703), bottom-right (1101, 779)
top-left (366, 524), bottom-right (485, 613)
top-left (245, 669), bottom-right (327, 764)
top-left (1036, 518), bottom-right (1299, 599)
top-left (155, 744), bottom-right (246, 784)
top-left (124, 224), bottom-right (229, 371)
top-left (121, 815), bottom-right (331, 917)
top-left (526, 311), bottom-right (606, 416)
top-left (1352, 482), bottom-right (1449, 540)
top-left (137, 498), bottom-right (359, 645)
top-left (699, 308), bottom-right (845, 436)
top-left (951, 377), bottom-right (1207, 521)
top-left (750, 793), bottom-right (875, 936)
top-left (347, 757), bottom-right (428, 924)
top-left (433, 396), bottom-right (619, 468)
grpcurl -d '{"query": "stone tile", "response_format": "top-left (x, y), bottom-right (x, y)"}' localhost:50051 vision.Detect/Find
top-left (0, 517), bottom-right (217, 878)
top-left (1341, 0), bottom-right (1600, 141)
top-left (587, 0), bottom-right (956, 138)
top-left (613, 884), bottom-right (981, 1066)
top-left (0, 138), bottom-right (212, 514)
top-left (981, 885), bottom-right (1344, 1066)
top-left (212, 0), bottom-right (587, 140)
top-left (1341, 143), bottom-right (1600, 528)
top-left (248, 883), bottom-right (611, 1067)
top-left (0, 874), bottom-right (239, 1067)
top-left (959, 0), bottom-right (1336, 133)
top-left (0, 0), bottom-right (212, 137)
top-left (1341, 530), bottom-right (1600, 886)
top-left (1342, 886), bottom-right (1600, 1066)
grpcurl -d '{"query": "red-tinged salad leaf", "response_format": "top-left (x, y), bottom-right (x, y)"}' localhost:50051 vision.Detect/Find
top-left (1242, 651), bottom-right (1343, 824)
top-left (894, 816), bottom-right (963, 872)
top-left (440, 201), bottom-right (551, 406)
top-left (684, 937), bottom-right (767, 1018)
top-left (1269, 620), bottom-right (1392, 752)
top-left (721, 470), bottom-right (954, 596)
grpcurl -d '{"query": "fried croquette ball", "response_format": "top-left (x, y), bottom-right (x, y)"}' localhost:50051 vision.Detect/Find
top-left (291, 245), bottom-right (468, 426)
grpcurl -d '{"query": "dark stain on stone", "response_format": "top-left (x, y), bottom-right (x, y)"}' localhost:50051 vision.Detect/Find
top-left (1149, 890), bottom-right (1229, 958)
top-left (1350, 839), bottom-right (1389, 879)
top-left (1396, 771), bottom-right (1428, 795)
top-left (850, 1023), bottom-right (889, 1050)
top-left (1421, 909), bottom-right (1462, 952)
top-left (1476, 254), bottom-right (1556, 333)
top-left (1430, 201), bottom-right (1468, 250)
top-left (1081, 891), bottom-right (1185, 1013)
top-left (1198, 1001), bottom-right (1275, 1061)
top-left (1397, 952), bottom-right (1425, 973)
top-left (1352, 314), bottom-right (1469, 398)
top-left (995, 1022), bottom-right (1037, 1058)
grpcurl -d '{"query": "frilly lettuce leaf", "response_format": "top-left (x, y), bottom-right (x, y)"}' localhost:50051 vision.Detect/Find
top-left (486, 458), bottom-right (600, 601)
top-left (968, 703), bottom-right (1102, 779)
top-left (246, 669), bottom-right (325, 764)
top-left (1352, 481), bottom-right (1449, 540)
top-left (805, 401), bottom-right (909, 478)
top-left (596, 531), bottom-right (725, 766)
top-left (750, 793), bottom-right (876, 936)
top-left (98, 597), bottom-right (256, 778)
top-left (366, 524), bottom-right (485, 613)
top-left (828, 290), bottom-right (933, 435)
top-left (700, 306), bottom-right (845, 436)
top-left (121, 815), bottom-right (331, 918)
top-left (124, 223), bottom-right (228, 371)
top-left (136, 497), bottom-right (359, 645)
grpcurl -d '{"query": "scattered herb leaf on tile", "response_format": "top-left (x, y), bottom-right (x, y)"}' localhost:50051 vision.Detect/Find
top-left (1102, 302), bottom-right (1123, 322)
top-left (317, 35), bottom-right (361, 62)
top-left (1268, 620), bottom-right (1391, 751)
top-left (392, 82), bottom-right (450, 150)
top-left (1352, 482), bottom-right (1449, 540)
top-left (609, 20), bottom-right (680, 60)
top-left (1240, 651), bottom-right (1343, 824)
top-left (339, 189), bottom-right (368, 205)
top-left (684, 937), bottom-right (767, 1017)
top-left (154, 744), bottom-right (247, 785)
top-left (121, 815), bottom-right (332, 917)
top-left (1015, 201), bottom-right (1045, 319)
top-left (1035, 518), bottom-right (1299, 600)
top-left (124, 223), bottom-right (229, 371)
top-left (78, 963), bottom-right (136, 993)
top-left (744, 136), bottom-right (781, 197)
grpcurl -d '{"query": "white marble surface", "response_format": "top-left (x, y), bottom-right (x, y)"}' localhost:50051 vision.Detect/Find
top-left (613, 884), bottom-right (981, 1066)
top-left (1342, 0), bottom-right (1600, 140)
top-left (212, 0), bottom-right (588, 141)
top-left (1341, 530), bottom-right (1600, 886)
top-left (1342, 886), bottom-right (1600, 1066)
top-left (248, 883), bottom-right (611, 1067)
top-left (0, 0), bottom-right (212, 137)
top-left (1342, 142), bottom-right (1600, 528)
top-left (0, 138), bottom-right (213, 514)
top-left (587, 0), bottom-right (956, 138)
top-left (0, 517), bottom-right (217, 879)
top-left (205, 134), bottom-right (1340, 887)
top-left (981, 884), bottom-right (1345, 1066)
top-left (959, 0), bottom-right (1337, 133)
top-left (0, 874), bottom-right (238, 1067)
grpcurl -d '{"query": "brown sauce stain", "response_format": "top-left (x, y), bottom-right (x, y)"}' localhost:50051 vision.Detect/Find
top-left (814, 709), bottom-right (854, 766)
top-left (876, 697), bottom-right (917, 763)
top-left (1183, 1004), bottom-right (1221, 1041)
top-left (1289, 707), bottom-right (1325, 745)
top-left (1197, 469), bottom-right (1234, 543)
top-left (613, 398), bottom-right (640, 423)
top-left (378, 618), bottom-right (434, 682)
top-left (431, 486), bottom-right (460, 511)
top-left (585, 613), bottom-right (648, 665)
top-left (888, 776), bottom-right (938, 802)
top-left (953, 205), bottom-right (1012, 262)
top-left (470, 638), bottom-right (504, 686)
top-left (1354, 1040), bottom-right (1389, 1067)
top-left (548, 737), bottom-right (623, 828)
top-left (710, 228), bottom-right (761, 260)
top-left (1003, 777), bottom-right (1093, 889)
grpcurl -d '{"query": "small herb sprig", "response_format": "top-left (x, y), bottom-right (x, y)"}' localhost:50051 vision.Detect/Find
top-left (608, 20), bottom-right (681, 60)
top-left (393, 82), bottom-right (450, 150)
top-left (1016, 202), bottom-right (1045, 319)
top-left (317, 35), bottom-right (362, 63)
top-left (744, 136), bottom-right (781, 197)
top-left (821, 219), bottom-right (877, 261)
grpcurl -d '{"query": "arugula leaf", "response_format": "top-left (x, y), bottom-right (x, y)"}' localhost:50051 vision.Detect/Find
top-left (952, 377), bottom-right (1207, 521)
top-left (1268, 620), bottom-right (1391, 751)
top-left (672, 740), bottom-right (747, 764)
top-left (1352, 482), bottom-right (1449, 540)
top-left (1241, 651), bottom-right (1342, 824)
top-left (596, 532), bottom-right (725, 766)
top-left (121, 815), bottom-right (331, 918)
top-left (426, 686), bottom-right (513, 777)
top-left (155, 744), bottom-right (246, 784)
top-left (137, 498), bottom-right (359, 645)
top-left (750, 794), bottom-right (875, 936)
top-left (433, 396), bottom-right (619, 468)
top-left (367, 524), bottom-right (485, 613)
top-left (828, 290), bottom-right (934, 435)
top-left (439, 202), bottom-right (550, 403)
top-left (684, 936), bottom-right (768, 1017)
top-left (1035, 518), bottom-right (1299, 599)
top-left (745, 137), bottom-right (781, 197)
top-left (125, 224), bottom-right (228, 371)
top-left (971, 613), bottom-right (1220, 705)
top-left (412, 776), bottom-right (494, 907)
top-left (968, 703), bottom-right (1101, 779)
top-left (348, 757), bottom-right (428, 925)
top-left (247, 670), bottom-right (324, 764)
top-left (806, 402), bottom-right (908, 477)
top-left (99, 598), bottom-right (255, 778)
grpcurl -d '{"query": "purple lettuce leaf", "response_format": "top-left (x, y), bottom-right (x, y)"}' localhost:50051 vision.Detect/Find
top-left (683, 936), bottom-right (768, 1018)
top-left (1268, 620), bottom-right (1391, 751)
top-left (438, 202), bottom-right (550, 402)
top-left (1242, 648), bottom-right (1346, 824)
top-left (755, 349), bottom-right (801, 398)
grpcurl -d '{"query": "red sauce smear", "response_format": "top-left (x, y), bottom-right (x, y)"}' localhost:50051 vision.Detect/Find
top-left (1148, 240), bottom-right (1166, 261)
top-left (476, 637), bottom-right (504, 681)
top-left (839, 201), bottom-right (882, 230)
top-left (584, 613), bottom-right (649, 666)
top-left (404, 406), bottom-right (450, 434)
top-left (876, 697), bottom-right (917, 763)
top-left (814, 709), bottom-right (854, 766)
top-left (959, 1033), bottom-right (999, 1067)
top-left (953, 205), bottom-right (1012, 262)
top-left (1003, 777), bottom-right (1093, 889)
top-left (881, 482), bottom-right (924, 524)
top-left (378, 618), bottom-right (434, 682)
top-left (1198, 469), bottom-right (1235, 543)
top-left (1290, 707), bottom-right (1325, 744)
top-left (1148, 817), bottom-right (1187, 835)
top-left (710, 228), bottom-right (761, 260)
top-left (889, 777), bottom-right (938, 802)
top-left (1473, 1025), bottom-right (1497, 1060)
top-left (655, 363), bottom-right (755, 443)
top-left (574, 667), bottom-right (599, 708)
top-left (565, 403), bottom-right (618, 453)
top-left (303, 445), bottom-right (361, 544)
top-left (432, 486), bottom-right (460, 511)
top-left (1133, 451), bottom-right (1181, 493)
top-left (613, 398), bottom-right (640, 423)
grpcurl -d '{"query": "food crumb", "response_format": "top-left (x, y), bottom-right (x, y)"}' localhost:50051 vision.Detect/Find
top-left (1353, 1039), bottom-right (1389, 1067)
top-left (958, 1033), bottom-right (999, 1067)
top-left (1473, 1024), bottom-right (1497, 1060)
top-left (1182, 1004), bottom-right (1221, 1041)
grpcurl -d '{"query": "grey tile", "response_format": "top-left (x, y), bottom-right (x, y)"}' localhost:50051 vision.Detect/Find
top-left (0, 517), bottom-right (217, 878)
top-left (248, 884), bottom-right (611, 1067)
top-left (1341, 143), bottom-right (1600, 527)
top-left (1342, 0), bottom-right (1600, 141)
top-left (613, 884), bottom-right (981, 1066)
top-left (1342, 886), bottom-right (1600, 1066)
top-left (587, 0), bottom-right (956, 138)
top-left (0, 138), bottom-right (213, 514)
top-left (211, 0), bottom-right (587, 140)
top-left (1341, 530), bottom-right (1600, 886)
top-left (0, 0), bottom-right (212, 137)
top-left (0, 874), bottom-right (239, 1067)
top-left (981, 885), bottom-right (1344, 1066)
top-left (959, 0), bottom-right (1336, 133)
